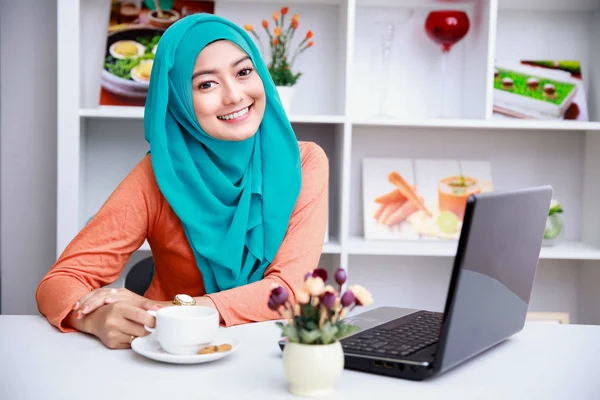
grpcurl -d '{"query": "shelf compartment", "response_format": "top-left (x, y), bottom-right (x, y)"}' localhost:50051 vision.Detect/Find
top-left (215, 0), bottom-right (348, 116)
top-left (347, 237), bottom-right (600, 260)
top-left (349, 125), bottom-right (587, 249)
top-left (350, 0), bottom-right (492, 120)
top-left (492, 7), bottom-right (599, 123)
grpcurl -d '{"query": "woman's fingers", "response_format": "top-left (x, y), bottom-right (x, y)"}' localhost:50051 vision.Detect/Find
top-left (77, 290), bottom-right (122, 318)
top-left (109, 322), bottom-right (150, 349)
top-left (73, 289), bottom-right (104, 312)
top-left (122, 303), bottom-right (157, 329)
top-left (119, 317), bottom-right (151, 340)
top-left (106, 332), bottom-right (136, 350)
top-left (142, 301), bottom-right (165, 311)
top-left (97, 303), bottom-right (153, 349)
top-left (75, 289), bottom-right (120, 319)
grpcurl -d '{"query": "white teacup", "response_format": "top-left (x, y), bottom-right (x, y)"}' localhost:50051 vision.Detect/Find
top-left (144, 306), bottom-right (219, 355)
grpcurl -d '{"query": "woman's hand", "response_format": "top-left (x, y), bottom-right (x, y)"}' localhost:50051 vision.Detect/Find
top-left (73, 287), bottom-right (163, 318)
top-left (85, 301), bottom-right (158, 349)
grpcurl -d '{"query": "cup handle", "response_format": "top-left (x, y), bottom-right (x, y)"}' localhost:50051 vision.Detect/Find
top-left (144, 310), bottom-right (157, 333)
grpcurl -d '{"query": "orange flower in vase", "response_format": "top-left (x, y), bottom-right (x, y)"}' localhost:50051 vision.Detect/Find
top-left (244, 6), bottom-right (316, 113)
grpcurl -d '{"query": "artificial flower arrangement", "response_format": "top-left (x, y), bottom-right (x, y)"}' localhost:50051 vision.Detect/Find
top-left (244, 6), bottom-right (314, 87)
top-left (268, 268), bottom-right (373, 345)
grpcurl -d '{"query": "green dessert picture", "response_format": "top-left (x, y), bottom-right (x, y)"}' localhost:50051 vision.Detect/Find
top-left (493, 68), bottom-right (576, 105)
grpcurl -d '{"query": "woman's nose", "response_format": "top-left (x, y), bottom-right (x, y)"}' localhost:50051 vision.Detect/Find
top-left (222, 81), bottom-right (243, 105)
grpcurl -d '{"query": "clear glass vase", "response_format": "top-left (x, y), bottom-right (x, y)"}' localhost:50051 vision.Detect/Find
top-left (371, 8), bottom-right (414, 118)
top-left (542, 213), bottom-right (563, 246)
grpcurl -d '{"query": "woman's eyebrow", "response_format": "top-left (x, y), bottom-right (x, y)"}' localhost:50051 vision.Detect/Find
top-left (192, 55), bottom-right (251, 80)
top-left (232, 55), bottom-right (250, 67)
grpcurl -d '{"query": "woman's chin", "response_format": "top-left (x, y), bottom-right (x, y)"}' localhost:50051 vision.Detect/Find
top-left (214, 127), bottom-right (258, 142)
top-left (222, 120), bottom-right (261, 141)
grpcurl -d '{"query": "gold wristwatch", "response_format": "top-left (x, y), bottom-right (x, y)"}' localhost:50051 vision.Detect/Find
top-left (173, 294), bottom-right (196, 306)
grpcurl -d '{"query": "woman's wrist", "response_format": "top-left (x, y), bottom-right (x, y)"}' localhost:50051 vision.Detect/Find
top-left (66, 309), bottom-right (94, 334)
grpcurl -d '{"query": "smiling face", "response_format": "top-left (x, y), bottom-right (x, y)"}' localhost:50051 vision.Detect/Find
top-left (191, 40), bottom-right (266, 141)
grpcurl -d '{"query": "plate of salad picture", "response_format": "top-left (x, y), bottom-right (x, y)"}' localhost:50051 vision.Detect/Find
top-left (101, 27), bottom-right (163, 99)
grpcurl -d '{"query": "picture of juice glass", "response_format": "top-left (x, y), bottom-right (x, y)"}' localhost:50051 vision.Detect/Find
top-left (438, 175), bottom-right (481, 221)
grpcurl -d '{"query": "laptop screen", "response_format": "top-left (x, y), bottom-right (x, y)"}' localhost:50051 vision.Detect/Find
top-left (436, 187), bottom-right (552, 374)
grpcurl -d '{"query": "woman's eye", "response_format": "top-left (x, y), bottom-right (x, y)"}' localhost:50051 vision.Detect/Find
top-left (199, 81), bottom-right (215, 90)
top-left (239, 68), bottom-right (253, 77)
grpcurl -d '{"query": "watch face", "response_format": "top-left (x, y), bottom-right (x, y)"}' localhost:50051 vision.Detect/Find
top-left (176, 294), bottom-right (194, 304)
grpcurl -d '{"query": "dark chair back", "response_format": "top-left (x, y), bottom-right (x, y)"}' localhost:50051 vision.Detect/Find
top-left (125, 257), bottom-right (154, 296)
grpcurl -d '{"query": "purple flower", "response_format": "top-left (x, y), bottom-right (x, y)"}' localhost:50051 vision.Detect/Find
top-left (334, 268), bottom-right (347, 285)
top-left (312, 268), bottom-right (328, 282)
top-left (303, 271), bottom-right (312, 281)
top-left (341, 291), bottom-right (355, 307)
top-left (320, 291), bottom-right (336, 309)
top-left (268, 297), bottom-right (278, 311)
top-left (268, 285), bottom-right (289, 310)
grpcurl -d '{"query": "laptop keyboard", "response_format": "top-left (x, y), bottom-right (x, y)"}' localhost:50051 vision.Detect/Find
top-left (341, 311), bottom-right (443, 358)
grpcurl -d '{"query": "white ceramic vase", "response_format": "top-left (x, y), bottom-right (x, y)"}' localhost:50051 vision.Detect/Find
top-left (276, 85), bottom-right (296, 115)
top-left (282, 341), bottom-right (345, 397)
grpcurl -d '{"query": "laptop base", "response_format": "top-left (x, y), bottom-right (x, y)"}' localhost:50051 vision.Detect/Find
top-left (344, 354), bottom-right (436, 381)
top-left (341, 308), bottom-right (442, 381)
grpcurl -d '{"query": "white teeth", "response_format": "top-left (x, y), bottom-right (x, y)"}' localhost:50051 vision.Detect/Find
top-left (218, 107), bottom-right (249, 120)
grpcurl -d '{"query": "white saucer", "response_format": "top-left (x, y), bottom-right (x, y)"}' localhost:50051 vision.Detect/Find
top-left (131, 335), bottom-right (240, 364)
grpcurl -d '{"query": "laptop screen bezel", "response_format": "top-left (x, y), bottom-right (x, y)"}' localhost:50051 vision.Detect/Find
top-left (430, 195), bottom-right (477, 374)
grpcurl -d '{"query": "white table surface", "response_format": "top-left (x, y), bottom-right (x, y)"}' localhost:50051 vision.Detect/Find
top-left (1, 315), bottom-right (599, 400)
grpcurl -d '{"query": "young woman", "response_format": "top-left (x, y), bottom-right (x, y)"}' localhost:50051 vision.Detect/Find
top-left (36, 14), bottom-right (328, 349)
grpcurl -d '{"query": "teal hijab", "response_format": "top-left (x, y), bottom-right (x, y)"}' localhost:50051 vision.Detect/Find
top-left (144, 14), bottom-right (302, 294)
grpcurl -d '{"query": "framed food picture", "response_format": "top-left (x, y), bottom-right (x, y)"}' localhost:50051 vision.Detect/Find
top-left (362, 158), bottom-right (494, 241)
top-left (100, 0), bottom-right (215, 107)
top-left (492, 60), bottom-right (588, 121)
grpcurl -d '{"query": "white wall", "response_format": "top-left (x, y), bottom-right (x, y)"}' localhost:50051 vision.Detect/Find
top-left (0, 0), bottom-right (58, 314)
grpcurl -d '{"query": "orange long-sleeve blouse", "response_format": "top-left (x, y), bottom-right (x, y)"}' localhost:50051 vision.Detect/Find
top-left (36, 141), bottom-right (328, 332)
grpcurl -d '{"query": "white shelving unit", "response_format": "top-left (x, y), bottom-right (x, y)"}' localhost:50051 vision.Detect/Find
top-left (57, 0), bottom-right (600, 324)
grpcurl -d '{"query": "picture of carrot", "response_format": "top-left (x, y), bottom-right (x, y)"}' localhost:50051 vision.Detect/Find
top-left (377, 202), bottom-right (403, 224)
top-left (383, 196), bottom-right (421, 225)
top-left (388, 172), bottom-right (432, 218)
top-left (375, 189), bottom-right (406, 204)
top-left (373, 203), bottom-right (386, 220)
